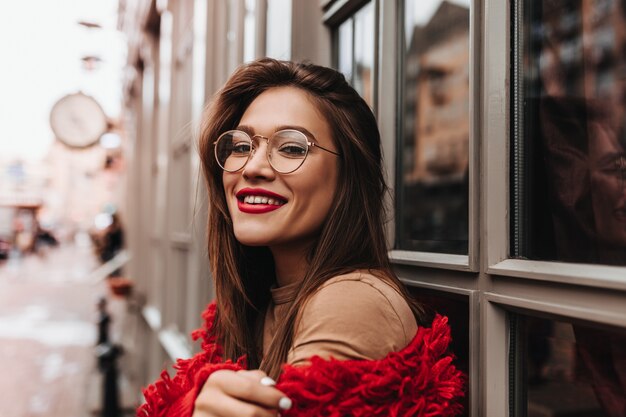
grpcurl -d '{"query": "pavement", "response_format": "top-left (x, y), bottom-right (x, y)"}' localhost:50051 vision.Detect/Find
top-left (0, 238), bottom-right (136, 417)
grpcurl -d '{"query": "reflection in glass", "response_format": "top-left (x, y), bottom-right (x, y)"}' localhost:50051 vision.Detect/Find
top-left (243, 0), bottom-right (256, 63)
top-left (398, 0), bottom-right (470, 254)
top-left (334, 1), bottom-right (375, 108)
top-left (353, 2), bottom-right (375, 107)
top-left (266, 0), bottom-right (292, 59)
top-left (522, 1), bottom-right (626, 266)
top-left (513, 314), bottom-right (626, 417)
top-left (337, 19), bottom-right (353, 84)
top-left (410, 287), bottom-right (469, 417)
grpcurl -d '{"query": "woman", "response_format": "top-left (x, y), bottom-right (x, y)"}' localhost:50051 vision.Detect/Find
top-left (139, 58), bottom-right (464, 417)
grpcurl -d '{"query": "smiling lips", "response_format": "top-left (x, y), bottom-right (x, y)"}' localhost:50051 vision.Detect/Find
top-left (236, 188), bottom-right (287, 213)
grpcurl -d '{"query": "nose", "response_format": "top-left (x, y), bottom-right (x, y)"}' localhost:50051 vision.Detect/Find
top-left (242, 137), bottom-right (275, 180)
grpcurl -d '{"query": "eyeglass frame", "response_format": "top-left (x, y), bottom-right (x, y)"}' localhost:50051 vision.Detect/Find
top-left (213, 128), bottom-right (341, 174)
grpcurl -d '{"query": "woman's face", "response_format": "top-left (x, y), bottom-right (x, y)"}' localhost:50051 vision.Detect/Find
top-left (222, 86), bottom-right (339, 250)
top-left (589, 122), bottom-right (626, 247)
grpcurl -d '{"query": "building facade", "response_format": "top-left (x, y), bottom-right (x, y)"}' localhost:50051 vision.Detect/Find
top-left (119, 1), bottom-right (626, 416)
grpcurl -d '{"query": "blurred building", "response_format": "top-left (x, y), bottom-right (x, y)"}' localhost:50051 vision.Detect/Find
top-left (0, 137), bottom-right (126, 251)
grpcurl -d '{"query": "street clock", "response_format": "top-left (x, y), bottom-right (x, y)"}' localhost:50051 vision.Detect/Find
top-left (49, 92), bottom-right (108, 148)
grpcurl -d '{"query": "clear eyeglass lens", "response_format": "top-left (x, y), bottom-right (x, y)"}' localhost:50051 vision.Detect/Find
top-left (269, 130), bottom-right (309, 173)
top-left (216, 131), bottom-right (251, 172)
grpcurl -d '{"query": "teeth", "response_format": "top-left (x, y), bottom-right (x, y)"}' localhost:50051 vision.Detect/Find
top-left (242, 195), bottom-right (284, 205)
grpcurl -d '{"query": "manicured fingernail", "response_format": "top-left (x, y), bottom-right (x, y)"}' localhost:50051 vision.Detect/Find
top-left (260, 376), bottom-right (276, 386)
top-left (278, 397), bottom-right (292, 410)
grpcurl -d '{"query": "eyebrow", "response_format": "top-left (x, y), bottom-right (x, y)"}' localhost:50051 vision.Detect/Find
top-left (236, 124), bottom-right (318, 142)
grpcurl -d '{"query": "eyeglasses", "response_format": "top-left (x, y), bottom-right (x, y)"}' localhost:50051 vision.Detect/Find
top-left (214, 129), bottom-right (340, 174)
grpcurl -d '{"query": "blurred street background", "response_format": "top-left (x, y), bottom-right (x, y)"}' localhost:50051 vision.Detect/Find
top-left (0, 242), bottom-right (134, 416)
top-left (1, 1), bottom-right (134, 415)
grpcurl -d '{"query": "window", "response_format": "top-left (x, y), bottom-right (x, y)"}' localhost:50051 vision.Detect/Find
top-left (517, 0), bottom-right (626, 266)
top-left (510, 312), bottom-right (626, 417)
top-left (410, 286), bottom-right (470, 417)
top-left (333, 1), bottom-right (376, 108)
top-left (266, 0), bottom-right (292, 59)
top-left (243, 0), bottom-right (257, 63)
top-left (397, 0), bottom-right (471, 254)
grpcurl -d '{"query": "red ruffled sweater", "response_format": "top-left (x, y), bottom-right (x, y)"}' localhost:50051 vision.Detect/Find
top-left (138, 302), bottom-right (465, 417)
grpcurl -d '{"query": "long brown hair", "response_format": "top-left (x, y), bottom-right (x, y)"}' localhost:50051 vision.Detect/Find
top-left (198, 58), bottom-right (424, 378)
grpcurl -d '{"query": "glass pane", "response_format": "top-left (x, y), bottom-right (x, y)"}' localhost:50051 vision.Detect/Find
top-left (513, 313), bottom-right (626, 417)
top-left (337, 18), bottom-right (353, 83)
top-left (243, 0), bottom-right (256, 63)
top-left (192, 0), bottom-right (207, 122)
top-left (409, 287), bottom-right (470, 417)
top-left (353, 2), bottom-right (375, 107)
top-left (398, 0), bottom-right (470, 254)
top-left (266, 0), bottom-right (292, 59)
top-left (522, 1), bottom-right (626, 266)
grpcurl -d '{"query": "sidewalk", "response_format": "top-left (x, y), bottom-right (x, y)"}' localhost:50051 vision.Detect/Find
top-left (0, 240), bottom-right (136, 417)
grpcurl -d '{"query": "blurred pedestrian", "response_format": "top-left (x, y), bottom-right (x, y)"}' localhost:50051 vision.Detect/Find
top-left (98, 212), bottom-right (125, 277)
top-left (139, 59), bottom-right (465, 417)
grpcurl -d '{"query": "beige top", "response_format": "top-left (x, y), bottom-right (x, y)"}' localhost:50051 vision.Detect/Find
top-left (263, 271), bottom-right (418, 366)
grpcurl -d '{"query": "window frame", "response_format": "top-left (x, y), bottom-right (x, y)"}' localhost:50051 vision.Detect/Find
top-left (502, 0), bottom-right (626, 289)
top-left (326, 2), bottom-right (626, 417)
top-left (484, 0), bottom-right (626, 415)
top-left (401, 279), bottom-right (480, 417)
top-left (390, 0), bottom-right (480, 271)
top-left (327, 0), bottom-right (379, 114)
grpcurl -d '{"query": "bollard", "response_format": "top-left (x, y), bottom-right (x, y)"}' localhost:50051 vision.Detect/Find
top-left (95, 297), bottom-right (123, 417)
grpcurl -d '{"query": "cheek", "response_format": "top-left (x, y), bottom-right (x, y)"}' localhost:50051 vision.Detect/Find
top-left (298, 169), bottom-right (338, 225)
top-left (221, 174), bottom-right (237, 212)
top-left (591, 172), bottom-right (619, 204)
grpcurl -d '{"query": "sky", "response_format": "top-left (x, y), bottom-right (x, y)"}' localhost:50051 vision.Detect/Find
top-left (0, 0), bottom-right (470, 162)
top-left (0, 0), bottom-right (126, 161)
top-left (407, 0), bottom-right (471, 40)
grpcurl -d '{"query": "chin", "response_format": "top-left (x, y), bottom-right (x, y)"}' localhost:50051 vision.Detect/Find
top-left (236, 238), bottom-right (270, 247)
top-left (233, 229), bottom-right (275, 247)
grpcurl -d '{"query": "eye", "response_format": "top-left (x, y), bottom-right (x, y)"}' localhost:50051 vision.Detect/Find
top-left (231, 141), bottom-right (251, 155)
top-left (276, 142), bottom-right (307, 157)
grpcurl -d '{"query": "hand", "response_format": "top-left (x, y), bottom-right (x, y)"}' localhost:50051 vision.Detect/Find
top-left (192, 369), bottom-right (292, 417)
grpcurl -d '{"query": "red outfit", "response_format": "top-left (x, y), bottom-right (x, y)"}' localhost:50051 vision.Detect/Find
top-left (138, 302), bottom-right (465, 417)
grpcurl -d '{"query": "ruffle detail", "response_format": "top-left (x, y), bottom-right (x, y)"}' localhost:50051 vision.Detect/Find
top-left (138, 302), bottom-right (465, 417)
top-left (137, 302), bottom-right (246, 417)
top-left (277, 314), bottom-right (465, 417)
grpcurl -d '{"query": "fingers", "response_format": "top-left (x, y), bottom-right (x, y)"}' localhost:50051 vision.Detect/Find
top-left (194, 389), bottom-right (278, 417)
top-left (193, 370), bottom-right (292, 417)
top-left (236, 371), bottom-right (292, 410)
top-left (237, 369), bottom-right (272, 383)
top-left (215, 370), bottom-right (288, 409)
top-left (236, 370), bottom-right (276, 387)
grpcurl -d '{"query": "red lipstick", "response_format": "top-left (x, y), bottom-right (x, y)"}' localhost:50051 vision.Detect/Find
top-left (235, 188), bottom-right (287, 214)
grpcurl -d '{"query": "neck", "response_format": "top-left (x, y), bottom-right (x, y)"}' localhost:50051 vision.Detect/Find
top-left (270, 242), bottom-right (311, 287)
